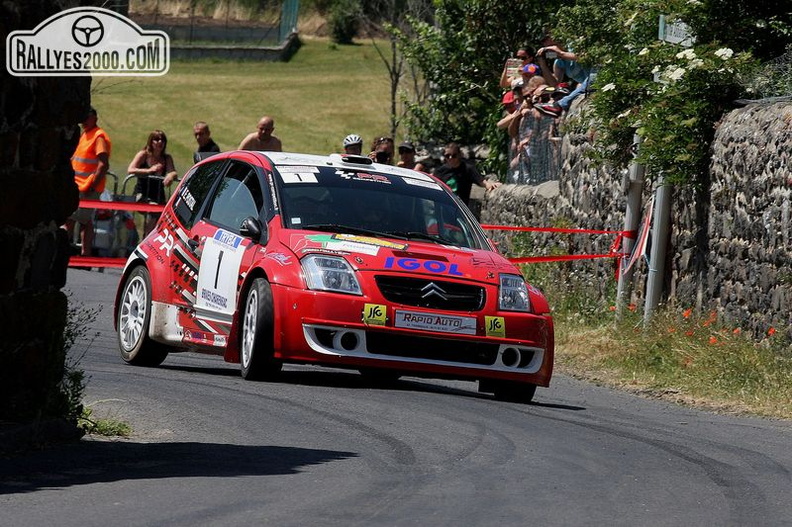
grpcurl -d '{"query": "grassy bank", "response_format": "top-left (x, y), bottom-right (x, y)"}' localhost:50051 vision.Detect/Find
top-left (92, 37), bottom-right (392, 190)
top-left (554, 308), bottom-right (792, 419)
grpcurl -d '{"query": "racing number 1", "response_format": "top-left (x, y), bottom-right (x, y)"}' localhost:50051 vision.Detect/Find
top-left (214, 250), bottom-right (224, 289)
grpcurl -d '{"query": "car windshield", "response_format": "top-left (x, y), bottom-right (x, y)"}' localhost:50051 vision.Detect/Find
top-left (274, 165), bottom-right (488, 249)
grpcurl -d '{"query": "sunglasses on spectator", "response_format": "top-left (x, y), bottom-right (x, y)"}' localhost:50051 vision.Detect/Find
top-left (444, 153), bottom-right (458, 159)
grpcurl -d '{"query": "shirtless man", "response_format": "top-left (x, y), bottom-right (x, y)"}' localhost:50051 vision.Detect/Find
top-left (238, 115), bottom-right (283, 151)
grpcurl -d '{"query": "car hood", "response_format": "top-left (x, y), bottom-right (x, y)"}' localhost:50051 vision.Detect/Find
top-left (281, 230), bottom-right (517, 283)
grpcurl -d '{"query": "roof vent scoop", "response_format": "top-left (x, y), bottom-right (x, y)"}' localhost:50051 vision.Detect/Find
top-left (328, 153), bottom-right (373, 165)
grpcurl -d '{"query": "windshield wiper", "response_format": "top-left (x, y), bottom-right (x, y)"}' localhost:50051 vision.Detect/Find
top-left (300, 224), bottom-right (408, 240)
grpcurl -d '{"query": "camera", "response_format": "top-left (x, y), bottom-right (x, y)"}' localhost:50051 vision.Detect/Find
top-left (543, 50), bottom-right (557, 60)
top-left (375, 151), bottom-right (391, 163)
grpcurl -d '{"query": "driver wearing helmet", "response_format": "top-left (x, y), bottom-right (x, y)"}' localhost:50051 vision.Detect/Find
top-left (343, 134), bottom-right (364, 155)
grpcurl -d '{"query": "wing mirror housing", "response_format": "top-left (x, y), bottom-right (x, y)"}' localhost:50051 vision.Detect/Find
top-left (240, 216), bottom-right (267, 243)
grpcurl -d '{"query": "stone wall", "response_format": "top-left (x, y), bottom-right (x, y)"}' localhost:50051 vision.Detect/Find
top-left (479, 101), bottom-right (792, 340)
top-left (0, 0), bottom-right (91, 421)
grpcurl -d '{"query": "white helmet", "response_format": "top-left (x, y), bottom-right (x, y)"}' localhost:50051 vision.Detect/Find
top-left (343, 134), bottom-right (363, 147)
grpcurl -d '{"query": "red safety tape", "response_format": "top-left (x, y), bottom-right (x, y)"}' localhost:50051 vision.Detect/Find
top-left (482, 223), bottom-right (632, 267)
top-left (68, 199), bottom-right (162, 268)
top-left (509, 253), bottom-right (628, 264)
top-left (480, 224), bottom-right (634, 236)
top-left (78, 199), bottom-right (165, 214)
top-left (69, 256), bottom-right (127, 268)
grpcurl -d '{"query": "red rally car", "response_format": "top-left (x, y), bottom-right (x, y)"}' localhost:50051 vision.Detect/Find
top-left (114, 151), bottom-right (554, 403)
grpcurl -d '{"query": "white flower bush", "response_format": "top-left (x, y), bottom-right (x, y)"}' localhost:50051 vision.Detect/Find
top-left (714, 48), bottom-right (734, 60)
top-left (668, 67), bottom-right (686, 81)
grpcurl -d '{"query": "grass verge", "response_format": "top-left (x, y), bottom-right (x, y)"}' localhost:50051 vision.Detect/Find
top-left (78, 407), bottom-right (133, 437)
top-left (555, 308), bottom-right (792, 419)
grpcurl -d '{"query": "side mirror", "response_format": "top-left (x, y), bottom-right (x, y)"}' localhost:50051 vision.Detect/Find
top-left (240, 216), bottom-right (266, 243)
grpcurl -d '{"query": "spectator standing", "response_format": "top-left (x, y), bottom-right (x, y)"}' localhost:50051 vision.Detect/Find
top-left (497, 79), bottom-right (527, 182)
top-left (499, 46), bottom-right (535, 89)
top-left (509, 80), bottom-right (561, 184)
top-left (67, 107), bottom-right (111, 257)
top-left (239, 116), bottom-right (283, 151)
top-left (343, 134), bottom-right (364, 155)
top-left (396, 141), bottom-right (426, 172)
top-left (369, 136), bottom-right (395, 165)
top-left (193, 121), bottom-right (221, 162)
top-left (433, 142), bottom-right (500, 205)
top-left (128, 130), bottom-right (178, 236)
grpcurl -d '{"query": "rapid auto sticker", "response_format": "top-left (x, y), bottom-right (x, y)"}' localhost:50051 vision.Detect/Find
top-left (195, 229), bottom-right (245, 315)
top-left (394, 310), bottom-right (476, 335)
top-left (363, 303), bottom-right (387, 326)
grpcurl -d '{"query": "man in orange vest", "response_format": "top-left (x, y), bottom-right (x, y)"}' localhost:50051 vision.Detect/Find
top-left (67, 107), bottom-right (111, 258)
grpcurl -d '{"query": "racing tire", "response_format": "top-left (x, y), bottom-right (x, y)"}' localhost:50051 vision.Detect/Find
top-left (240, 278), bottom-right (283, 381)
top-left (492, 381), bottom-right (537, 404)
top-left (117, 266), bottom-right (169, 367)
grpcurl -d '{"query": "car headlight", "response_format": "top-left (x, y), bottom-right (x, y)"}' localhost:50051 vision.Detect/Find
top-left (302, 255), bottom-right (362, 295)
top-left (499, 274), bottom-right (531, 312)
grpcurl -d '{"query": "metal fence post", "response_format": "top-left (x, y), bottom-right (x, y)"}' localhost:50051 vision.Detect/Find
top-left (616, 133), bottom-right (644, 320)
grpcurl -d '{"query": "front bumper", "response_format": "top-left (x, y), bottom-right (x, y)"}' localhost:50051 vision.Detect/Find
top-left (271, 283), bottom-right (554, 386)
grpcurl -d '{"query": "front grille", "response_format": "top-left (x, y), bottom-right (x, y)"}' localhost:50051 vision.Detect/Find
top-left (375, 275), bottom-right (485, 311)
top-left (366, 331), bottom-right (498, 365)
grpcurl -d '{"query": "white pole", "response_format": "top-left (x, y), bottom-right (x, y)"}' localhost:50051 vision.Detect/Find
top-left (644, 177), bottom-right (672, 324)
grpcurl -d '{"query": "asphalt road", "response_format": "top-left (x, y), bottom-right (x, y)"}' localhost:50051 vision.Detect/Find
top-left (2, 269), bottom-right (791, 526)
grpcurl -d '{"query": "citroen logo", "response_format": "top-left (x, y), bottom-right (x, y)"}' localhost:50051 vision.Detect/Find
top-left (421, 282), bottom-right (448, 301)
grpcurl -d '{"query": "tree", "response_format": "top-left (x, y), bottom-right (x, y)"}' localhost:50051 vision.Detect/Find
top-left (551, 0), bottom-right (772, 184)
top-left (360, 0), bottom-right (435, 140)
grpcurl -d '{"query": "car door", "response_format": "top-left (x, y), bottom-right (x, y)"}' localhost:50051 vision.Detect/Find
top-left (187, 160), bottom-right (270, 342)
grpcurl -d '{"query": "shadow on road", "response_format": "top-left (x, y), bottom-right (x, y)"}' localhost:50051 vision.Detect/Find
top-left (0, 441), bottom-right (357, 495)
top-left (158, 362), bottom-right (587, 411)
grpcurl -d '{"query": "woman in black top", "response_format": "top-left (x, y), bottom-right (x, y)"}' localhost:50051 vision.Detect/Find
top-left (127, 130), bottom-right (178, 235)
